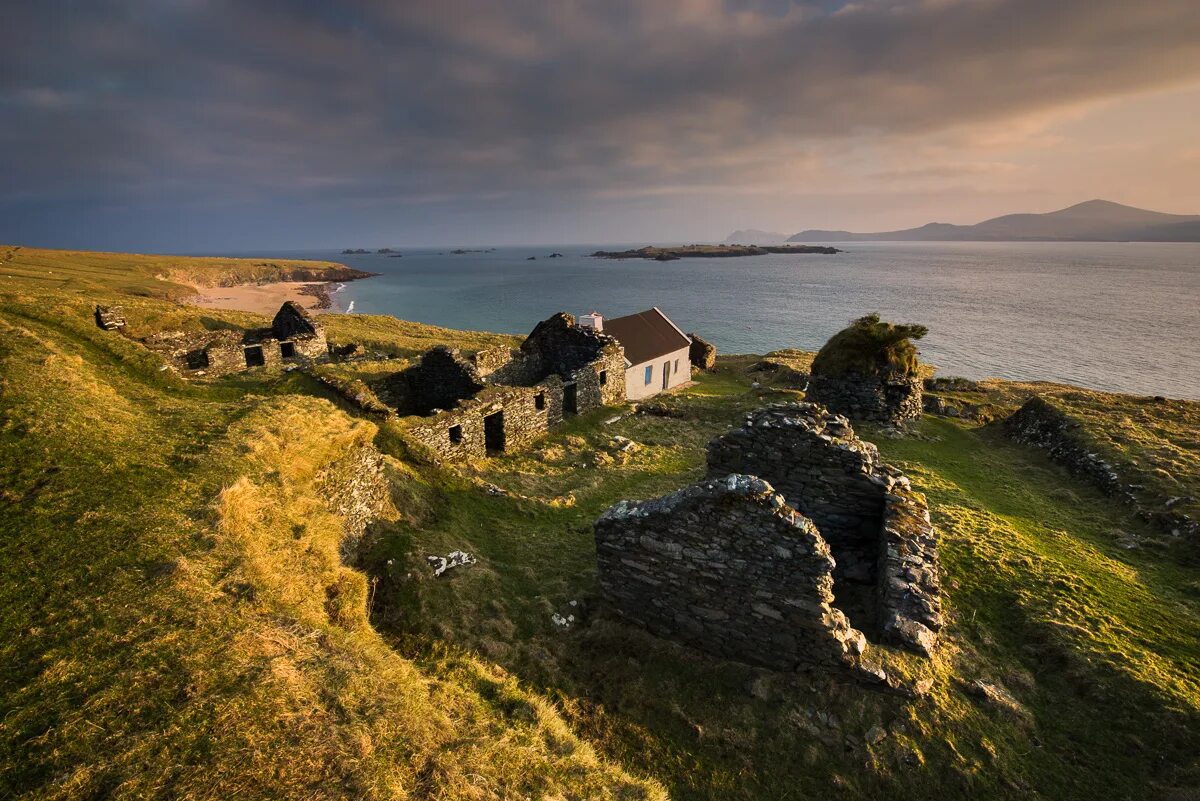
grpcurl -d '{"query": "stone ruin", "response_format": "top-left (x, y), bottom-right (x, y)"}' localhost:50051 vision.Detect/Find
top-left (687, 332), bottom-right (717, 370)
top-left (393, 313), bottom-right (627, 462)
top-left (594, 402), bottom-right (942, 674)
top-left (805, 314), bottom-right (926, 425)
top-left (807, 371), bottom-right (923, 425)
top-left (141, 301), bottom-right (328, 377)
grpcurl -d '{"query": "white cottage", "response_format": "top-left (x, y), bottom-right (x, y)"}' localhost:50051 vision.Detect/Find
top-left (580, 308), bottom-right (692, 401)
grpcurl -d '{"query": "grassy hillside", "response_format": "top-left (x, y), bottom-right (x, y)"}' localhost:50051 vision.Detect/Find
top-left (0, 288), bottom-right (662, 799)
top-left (2, 247), bottom-right (1198, 799)
top-left (0, 244), bottom-right (368, 299)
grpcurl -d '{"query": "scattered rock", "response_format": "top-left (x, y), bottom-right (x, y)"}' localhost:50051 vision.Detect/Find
top-left (427, 551), bottom-right (477, 577)
top-left (865, 725), bottom-right (888, 746)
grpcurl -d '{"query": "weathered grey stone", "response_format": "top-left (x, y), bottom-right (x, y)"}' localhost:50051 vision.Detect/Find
top-left (596, 402), bottom-right (942, 671)
top-left (595, 473), bottom-right (868, 671)
top-left (401, 312), bottom-right (626, 463)
top-left (142, 301), bottom-right (328, 377)
top-left (807, 372), bottom-right (922, 425)
top-left (1003, 396), bottom-right (1199, 541)
top-left (687, 332), bottom-right (717, 370)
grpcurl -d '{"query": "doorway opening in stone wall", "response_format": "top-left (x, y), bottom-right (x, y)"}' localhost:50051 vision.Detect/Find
top-left (483, 410), bottom-right (505, 454)
top-left (244, 345), bottom-right (265, 367)
top-left (563, 382), bottom-right (578, 415)
top-left (185, 349), bottom-right (209, 370)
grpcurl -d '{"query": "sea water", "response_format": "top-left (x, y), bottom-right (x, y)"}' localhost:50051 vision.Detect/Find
top-left (228, 242), bottom-right (1200, 399)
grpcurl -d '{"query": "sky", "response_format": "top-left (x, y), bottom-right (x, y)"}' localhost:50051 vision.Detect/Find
top-left (4, 0), bottom-right (1200, 251)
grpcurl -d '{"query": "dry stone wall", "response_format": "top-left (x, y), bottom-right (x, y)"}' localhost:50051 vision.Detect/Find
top-left (139, 300), bottom-right (327, 377)
top-left (596, 402), bottom-right (942, 669)
top-left (398, 312), bottom-right (626, 462)
top-left (595, 474), bottom-right (868, 671)
top-left (317, 442), bottom-right (392, 562)
top-left (1004, 396), bottom-right (1199, 541)
top-left (687, 332), bottom-right (717, 370)
top-left (807, 373), bottom-right (923, 425)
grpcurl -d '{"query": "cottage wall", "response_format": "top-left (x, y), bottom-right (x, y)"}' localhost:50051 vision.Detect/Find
top-left (594, 474), bottom-right (868, 671)
top-left (707, 404), bottom-right (886, 587)
top-left (624, 345), bottom-right (691, 401)
top-left (406, 377), bottom-right (565, 461)
top-left (391, 312), bottom-right (626, 463)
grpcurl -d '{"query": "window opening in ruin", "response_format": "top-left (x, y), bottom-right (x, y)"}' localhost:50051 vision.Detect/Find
top-left (448, 425), bottom-right (463, 444)
top-left (643, 365), bottom-right (653, 385)
top-left (244, 345), bottom-right (265, 367)
top-left (483, 411), bottom-right (505, 454)
top-left (185, 349), bottom-right (209, 370)
top-left (563, 383), bottom-right (578, 414)
top-left (280, 341), bottom-right (296, 358)
top-left (599, 370), bottom-right (607, 386)
top-left (534, 392), bottom-right (546, 410)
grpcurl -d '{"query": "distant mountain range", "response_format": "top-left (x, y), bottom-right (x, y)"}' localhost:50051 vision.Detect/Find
top-left (729, 200), bottom-right (1200, 243)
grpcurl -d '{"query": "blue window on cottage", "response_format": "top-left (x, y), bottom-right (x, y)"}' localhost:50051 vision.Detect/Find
top-left (643, 365), bottom-right (653, 385)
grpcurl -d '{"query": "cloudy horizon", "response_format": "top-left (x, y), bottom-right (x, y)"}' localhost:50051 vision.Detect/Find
top-left (4, 0), bottom-right (1200, 251)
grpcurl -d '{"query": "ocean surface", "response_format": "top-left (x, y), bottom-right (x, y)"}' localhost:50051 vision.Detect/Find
top-left (230, 242), bottom-right (1200, 399)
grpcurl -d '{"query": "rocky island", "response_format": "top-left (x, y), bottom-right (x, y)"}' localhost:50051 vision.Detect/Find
top-left (591, 244), bottom-right (841, 260)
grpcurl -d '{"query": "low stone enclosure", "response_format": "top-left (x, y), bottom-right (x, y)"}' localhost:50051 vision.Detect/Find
top-left (595, 402), bottom-right (942, 674)
top-left (390, 313), bottom-right (627, 462)
top-left (140, 301), bottom-right (328, 376)
top-left (1004, 396), bottom-right (1198, 542)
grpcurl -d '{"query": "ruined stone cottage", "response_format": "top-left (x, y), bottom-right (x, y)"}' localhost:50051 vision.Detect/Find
top-left (393, 313), bottom-right (627, 461)
top-left (595, 402), bottom-right (942, 673)
top-left (144, 301), bottom-right (328, 376)
top-left (806, 314), bottom-right (926, 425)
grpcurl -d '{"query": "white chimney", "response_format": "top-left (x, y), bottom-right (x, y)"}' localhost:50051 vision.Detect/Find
top-left (579, 311), bottom-right (604, 331)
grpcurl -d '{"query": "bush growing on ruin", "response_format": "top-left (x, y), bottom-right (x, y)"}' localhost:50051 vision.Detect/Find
top-left (811, 314), bottom-right (928, 378)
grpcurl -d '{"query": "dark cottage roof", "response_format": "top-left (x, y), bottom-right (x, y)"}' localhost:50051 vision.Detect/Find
top-left (603, 307), bottom-right (691, 366)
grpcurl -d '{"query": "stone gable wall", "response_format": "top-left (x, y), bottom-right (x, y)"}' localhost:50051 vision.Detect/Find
top-left (687, 332), bottom-right (716, 370)
top-left (399, 346), bottom-right (486, 415)
top-left (594, 474), bottom-right (868, 671)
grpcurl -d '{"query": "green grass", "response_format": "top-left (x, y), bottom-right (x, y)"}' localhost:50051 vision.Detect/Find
top-left (2, 246), bottom-right (1199, 799)
top-left (926, 378), bottom-right (1200, 537)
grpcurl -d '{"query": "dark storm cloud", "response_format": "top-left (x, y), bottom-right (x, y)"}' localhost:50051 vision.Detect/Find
top-left (3, 0), bottom-right (1200, 247)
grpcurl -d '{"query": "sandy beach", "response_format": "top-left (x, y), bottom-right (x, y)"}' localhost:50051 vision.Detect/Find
top-left (183, 281), bottom-right (338, 316)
